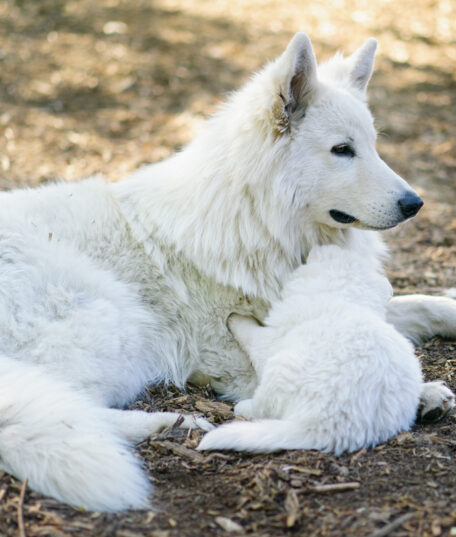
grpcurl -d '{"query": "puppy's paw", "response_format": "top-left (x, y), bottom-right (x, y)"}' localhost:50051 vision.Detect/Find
top-left (417, 381), bottom-right (455, 423)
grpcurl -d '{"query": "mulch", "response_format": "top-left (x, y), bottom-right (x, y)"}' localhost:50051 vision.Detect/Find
top-left (0, 0), bottom-right (455, 535)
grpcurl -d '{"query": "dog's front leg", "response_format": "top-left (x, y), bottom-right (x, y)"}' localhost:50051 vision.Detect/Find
top-left (386, 294), bottom-right (456, 345)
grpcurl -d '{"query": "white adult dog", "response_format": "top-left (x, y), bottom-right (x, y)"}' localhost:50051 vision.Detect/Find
top-left (0, 33), bottom-right (455, 511)
top-left (198, 245), bottom-right (438, 454)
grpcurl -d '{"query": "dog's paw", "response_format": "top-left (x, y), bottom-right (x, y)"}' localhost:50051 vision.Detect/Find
top-left (417, 381), bottom-right (455, 423)
top-left (179, 415), bottom-right (215, 432)
top-left (234, 399), bottom-right (255, 419)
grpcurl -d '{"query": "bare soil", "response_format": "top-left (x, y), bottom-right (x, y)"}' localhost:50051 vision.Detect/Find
top-left (0, 0), bottom-right (455, 536)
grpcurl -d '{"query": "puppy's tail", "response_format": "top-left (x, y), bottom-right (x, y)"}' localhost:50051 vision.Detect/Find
top-left (197, 419), bottom-right (304, 453)
top-left (0, 355), bottom-right (151, 512)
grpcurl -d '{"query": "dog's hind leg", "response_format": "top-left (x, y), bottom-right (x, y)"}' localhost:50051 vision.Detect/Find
top-left (104, 409), bottom-right (214, 443)
top-left (386, 294), bottom-right (456, 345)
top-left (387, 296), bottom-right (456, 423)
top-left (417, 381), bottom-right (455, 423)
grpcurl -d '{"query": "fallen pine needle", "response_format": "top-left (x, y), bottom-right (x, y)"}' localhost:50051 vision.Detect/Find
top-left (17, 479), bottom-right (28, 537)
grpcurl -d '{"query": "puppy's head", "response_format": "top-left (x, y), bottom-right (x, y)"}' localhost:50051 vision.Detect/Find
top-left (286, 244), bottom-right (393, 313)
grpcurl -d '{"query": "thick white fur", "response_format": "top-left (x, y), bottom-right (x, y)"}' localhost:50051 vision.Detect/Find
top-left (198, 245), bottom-right (423, 454)
top-left (387, 295), bottom-right (456, 345)
top-left (0, 33), bottom-right (455, 510)
top-left (0, 355), bottom-right (151, 512)
top-left (0, 355), bottom-right (210, 512)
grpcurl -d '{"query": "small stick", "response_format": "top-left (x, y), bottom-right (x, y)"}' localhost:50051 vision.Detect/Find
top-left (17, 479), bottom-right (28, 537)
top-left (171, 415), bottom-right (185, 430)
top-left (310, 482), bottom-right (360, 493)
top-left (151, 440), bottom-right (205, 463)
top-left (365, 512), bottom-right (417, 537)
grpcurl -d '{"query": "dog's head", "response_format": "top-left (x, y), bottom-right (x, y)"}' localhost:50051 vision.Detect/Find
top-left (260, 33), bottom-right (422, 231)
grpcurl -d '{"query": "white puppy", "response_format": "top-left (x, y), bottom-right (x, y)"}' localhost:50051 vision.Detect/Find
top-left (199, 245), bottom-right (425, 455)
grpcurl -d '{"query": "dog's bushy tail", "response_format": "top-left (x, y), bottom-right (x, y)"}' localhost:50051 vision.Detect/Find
top-left (0, 355), bottom-right (151, 512)
top-left (197, 419), bottom-right (307, 453)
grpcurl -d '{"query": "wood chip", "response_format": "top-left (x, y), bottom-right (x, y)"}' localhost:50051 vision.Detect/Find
top-left (281, 465), bottom-right (322, 476)
top-left (150, 440), bottom-right (205, 463)
top-left (284, 489), bottom-right (300, 528)
top-left (195, 400), bottom-right (233, 418)
top-left (116, 531), bottom-right (145, 537)
top-left (311, 482), bottom-right (360, 493)
top-left (365, 512), bottom-right (417, 537)
top-left (350, 448), bottom-right (367, 464)
top-left (215, 516), bottom-right (243, 533)
top-left (30, 526), bottom-right (70, 537)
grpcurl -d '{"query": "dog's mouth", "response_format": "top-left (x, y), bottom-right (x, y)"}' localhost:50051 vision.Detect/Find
top-left (329, 209), bottom-right (405, 231)
top-left (329, 209), bottom-right (358, 225)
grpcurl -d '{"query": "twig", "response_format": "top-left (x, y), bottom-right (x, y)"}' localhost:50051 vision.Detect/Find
top-left (151, 440), bottom-right (205, 463)
top-left (350, 448), bottom-right (366, 464)
top-left (310, 482), bottom-right (360, 493)
top-left (171, 415), bottom-right (185, 430)
top-left (17, 479), bottom-right (27, 537)
top-left (365, 512), bottom-right (417, 537)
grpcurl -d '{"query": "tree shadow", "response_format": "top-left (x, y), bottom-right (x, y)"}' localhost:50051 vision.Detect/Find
top-left (0, 0), bottom-right (251, 119)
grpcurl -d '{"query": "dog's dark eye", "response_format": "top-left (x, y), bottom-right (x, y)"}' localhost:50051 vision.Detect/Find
top-left (331, 144), bottom-right (355, 157)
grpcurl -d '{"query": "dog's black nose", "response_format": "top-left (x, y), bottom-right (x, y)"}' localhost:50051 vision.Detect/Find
top-left (398, 192), bottom-right (423, 219)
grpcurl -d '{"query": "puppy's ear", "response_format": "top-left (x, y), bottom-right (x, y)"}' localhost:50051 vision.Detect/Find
top-left (272, 33), bottom-right (317, 135)
top-left (345, 38), bottom-right (377, 93)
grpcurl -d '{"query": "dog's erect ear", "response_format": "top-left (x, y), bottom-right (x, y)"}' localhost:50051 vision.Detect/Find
top-left (272, 33), bottom-right (317, 135)
top-left (345, 38), bottom-right (377, 93)
top-left (281, 33), bottom-right (318, 108)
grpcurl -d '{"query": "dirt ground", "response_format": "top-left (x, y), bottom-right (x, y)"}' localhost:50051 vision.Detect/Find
top-left (0, 0), bottom-right (456, 535)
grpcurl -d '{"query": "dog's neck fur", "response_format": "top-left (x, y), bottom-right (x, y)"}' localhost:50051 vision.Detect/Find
top-left (114, 123), bottom-right (348, 302)
top-left (113, 57), bottom-right (383, 302)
